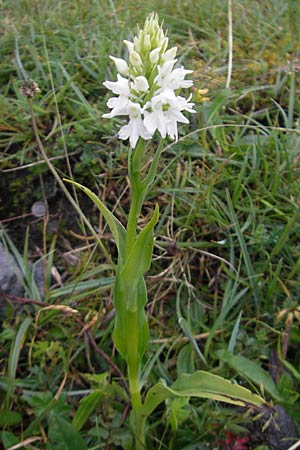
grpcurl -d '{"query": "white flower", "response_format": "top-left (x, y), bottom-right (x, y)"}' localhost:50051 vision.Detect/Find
top-left (102, 95), bottom-right (130, 118)
top-left (119, 102), bottom-right (152, 148)
top-left (102, 74), bottom-right (131, 118)
top-left (159, 59), bottom-right (177, 74)
top-left (155, 62), bottom-right (193, 91)
top-left (144, 90), bottom-right (195, 140)
top-left (103, 74), bottom-right (130, 96)
top-left (109, 56), bottom-right (129, 76)
top-left (176, 93), bottom-right (196, 113)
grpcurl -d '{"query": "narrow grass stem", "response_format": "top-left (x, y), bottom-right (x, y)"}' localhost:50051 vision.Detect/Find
top-left (288, 69), bottom-right (295, 128)
top-left (28, 99), bottom-right (113, 267)
top-left (226, 0), bottom-right (233, 89)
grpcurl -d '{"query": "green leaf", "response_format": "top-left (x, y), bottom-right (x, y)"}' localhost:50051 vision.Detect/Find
top-left (175, 285), bottom-right (207, 366)
top-left (72, 390), bottom-right (104, 431)
top-left (64, 180), bottom-right (126, 260)
top-left (23, 393), bottom-right (71, 438)
top-left (268, 201), bottom-right (300, 260)
top-left (121, 204), bottom-right (159, 311)
top-left (253, 446), bottom-right (270, 450)
top-left (216, 350), bottom-right (282, 401)
top-left (2, 431), bottom-right (19, 449)
top-left (0, 410), bottom-right (22, 426)
top-left (177, 343), bottom-right (195, 376)
top-left (48, 415), bottom-right (87, 450)
top-left (165, 397), bottom-right (190, 431)
top-left (226, 191), bottom-right (260, 311)
top-left (227, 310), bottom-right (243, 353)
top-left (281, 358), bottom-right (300, 383)
top-left (178, 317), bottom-right (207, 366)
top-left (141, 370), bottom-right (266, 418)
top-left (6, 318), bottom-right (32, 405)
top-left (113, 274), bottom-right (149, 362)
top-left (207, 88), bottom-right (232, 124)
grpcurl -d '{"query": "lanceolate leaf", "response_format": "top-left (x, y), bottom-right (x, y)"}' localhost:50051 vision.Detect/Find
top-left (6, 318), bottom-right (32, 405)
top-left (216, 350), bottom-right (282, 401)
top-left (141, 370), bottom-right (266, 418)
top-left (64, 180), bottom-right (126, 260)
top-left (0, 410), bottom-right (22, 426)
top-left (48, 415), bottom-right (87, 450)
top-left (72, 390), bottom-right (105, 432)
top-left (121, 204), bottom-right (159, 309)
top-left (113, 274), bottom-right (149, 362)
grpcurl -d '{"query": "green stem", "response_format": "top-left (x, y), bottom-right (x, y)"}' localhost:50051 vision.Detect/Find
top-left (127, 310), bottom-right (142, 409)
top-left (127, 309), bottom-right (147, 449)
top-left (125, 140), bottom-right (147, 448)
top-left (126, 140), bottom-right (146, 257)
top-left (124, 138), bottom-right (165, 448)
top-left (120, 304), bottom-right (148, 449)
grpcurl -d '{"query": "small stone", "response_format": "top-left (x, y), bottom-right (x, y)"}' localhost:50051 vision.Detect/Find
top-left (31, 202), bottom-right (47, 218)
top-left (0, 242), bottom-right (24, 297)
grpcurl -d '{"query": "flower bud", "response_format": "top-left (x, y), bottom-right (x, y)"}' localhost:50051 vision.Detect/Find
top-left (142, 33), bottom-right (151, 52)
top-left (133, 76), bottom-right (149, 92)
top-left (162, 47), bottom-right (177, 62)
top-left (161, 37), bottom-right (169, 53)
top-left (134, 33), bottom-right (142, 53)
top-left (124, 39), bottom-right (134, 54)
top-left (150, 47), bottom-right (161, 64)
top-left (109, 56), bottom-right (129, 75)
top-left (130, 51), bottom-right (143, 68)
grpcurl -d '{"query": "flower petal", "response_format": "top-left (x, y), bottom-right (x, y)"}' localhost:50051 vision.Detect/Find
top-left (103, 74), bottom-right (130, 96)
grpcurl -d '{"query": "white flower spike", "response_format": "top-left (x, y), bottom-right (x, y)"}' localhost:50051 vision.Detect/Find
top-left (103, 13), bottom-right (195, 148)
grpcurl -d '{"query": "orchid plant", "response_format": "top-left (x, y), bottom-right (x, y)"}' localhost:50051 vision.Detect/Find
top-left (67, 13), bottom-right (266, 449)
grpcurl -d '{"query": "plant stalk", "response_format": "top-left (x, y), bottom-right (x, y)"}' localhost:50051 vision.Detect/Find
top-left (127, 309), bottom-right (146, 449)
top-left (125, 139), bottom-right (149, 449)
top-left (126, 139), bottom-right (146, 256)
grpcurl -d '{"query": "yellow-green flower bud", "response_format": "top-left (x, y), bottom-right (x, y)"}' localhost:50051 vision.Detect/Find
top-left (130, 51), bottom-right (143, 68)
top-left (133, 76), bottom-right (149, 92)
top-left (150, 47), bottom-right (161, 64)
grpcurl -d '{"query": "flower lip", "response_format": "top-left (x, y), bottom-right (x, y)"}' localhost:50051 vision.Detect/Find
top-left (129, 102), bottom-right (142, 118)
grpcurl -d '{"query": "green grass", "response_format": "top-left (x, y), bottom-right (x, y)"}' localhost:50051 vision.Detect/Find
top-left (1, 0), bottom-right (300, 449)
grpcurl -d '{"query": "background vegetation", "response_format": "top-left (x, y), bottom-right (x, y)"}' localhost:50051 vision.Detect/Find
top-left (1, 0), bottom-right (300, 448)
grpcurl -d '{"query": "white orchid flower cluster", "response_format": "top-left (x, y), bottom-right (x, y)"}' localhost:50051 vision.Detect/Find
top-left (103, 13), bottom-right (196, 148)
